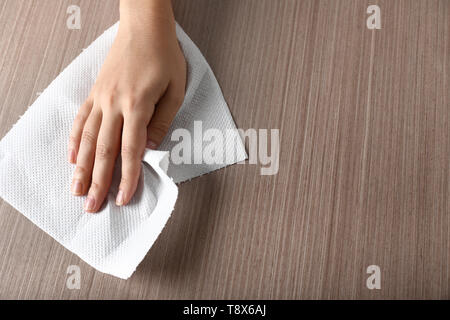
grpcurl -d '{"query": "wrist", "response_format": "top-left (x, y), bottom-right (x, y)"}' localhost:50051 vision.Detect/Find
top-left (119, 0), bottom-right (175, 35)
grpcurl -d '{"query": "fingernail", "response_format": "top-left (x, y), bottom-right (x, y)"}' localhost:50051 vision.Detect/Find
top-left (68, 149), bottom-right (76, 163)
top-left (116, 190), bottom-right (124, 206)
top-left (71, 180), bottom-right (82, 195)
top-left (146, 140), bottom-right (157, 150)
top-left (84, 196), bottom-right (95, 212)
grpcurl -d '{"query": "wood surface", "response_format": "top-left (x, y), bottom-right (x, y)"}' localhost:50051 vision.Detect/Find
top-left (0, 0), bottom-right (448, 299)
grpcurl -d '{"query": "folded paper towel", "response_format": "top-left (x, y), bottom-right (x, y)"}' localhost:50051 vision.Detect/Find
top-left (0, 22), bottom-right (247, 279)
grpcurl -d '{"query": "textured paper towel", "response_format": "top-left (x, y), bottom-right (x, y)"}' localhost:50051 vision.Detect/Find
top-left (0, 22), bottom-right (247, 279)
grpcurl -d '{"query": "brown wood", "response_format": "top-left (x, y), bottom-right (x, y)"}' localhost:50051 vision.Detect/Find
top-left (0, 0), bottom-right (448, 299)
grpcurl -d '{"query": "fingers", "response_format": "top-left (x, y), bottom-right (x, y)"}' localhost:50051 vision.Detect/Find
top-left (70, 85), bottom-right (184, 210)
top-left (116, 115), bottom-right (148, 206)
top-left (146, 85), bottom-right (184, 149)
top-left (68, 98), bottom-right (94, 163)
top-left (70, 109), bottom-right (102, 197)
top-left (84, 114), bottom-right (123, 213)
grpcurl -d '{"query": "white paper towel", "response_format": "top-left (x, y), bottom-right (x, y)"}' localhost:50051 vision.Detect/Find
top-left (0, 22), bottom-right (247, 279)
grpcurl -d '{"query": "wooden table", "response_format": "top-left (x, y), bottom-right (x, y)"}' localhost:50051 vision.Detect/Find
top-left (0, 0), bottom-right (448, 299)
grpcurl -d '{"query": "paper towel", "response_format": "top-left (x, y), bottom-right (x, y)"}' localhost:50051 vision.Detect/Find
top-left (0, 22), bottom-right (247, 279)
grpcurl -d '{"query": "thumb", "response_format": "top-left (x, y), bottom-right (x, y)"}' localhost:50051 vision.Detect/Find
top-left (146, 87), bottom-right (184, 149)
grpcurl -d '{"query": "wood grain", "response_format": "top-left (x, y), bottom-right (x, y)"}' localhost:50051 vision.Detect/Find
top-left (0, 0), bottom-right (448, 299)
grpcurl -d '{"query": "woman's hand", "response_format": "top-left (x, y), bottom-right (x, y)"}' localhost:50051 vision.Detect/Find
top-left (68, 0), bottom-right (186, 213)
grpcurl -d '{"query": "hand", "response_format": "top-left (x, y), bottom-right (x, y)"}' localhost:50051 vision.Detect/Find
top-left (68, 0), bottom-right (186, 213)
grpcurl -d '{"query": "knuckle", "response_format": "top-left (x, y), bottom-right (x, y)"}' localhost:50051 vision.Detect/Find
top-left (81, 130), bottom-right (97, 145)
top-left (148, 66), bottom-right (165, 84)
top-left (150, 121), bottom-right (171, 138)
top-left (69, 134), bottom-right (80, 145)
top-left (124, 94), bottom-right (137, 107)
top-left (89, 181), bottom-right (101, 192)
top-left (119, 176), bottom-right (132, 188)
top-left (98, 93), bottom-right (115, 111)
top-left (120, 170), bottom-right (141, 189)
top-left (74, 112), bottom-right (87, 124)
top-left (74, 165), bottom-right (88, 177)
top-left (95, 143), bottom-right (115, 160)
top-left (102, 101), bottom-right (115, 113)
top-left (122, 96), bottom-right (138, 113)
top-left (121, 144), bottom-right (143, 161)
top-left (80, 98), bottom-right (93, 112)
